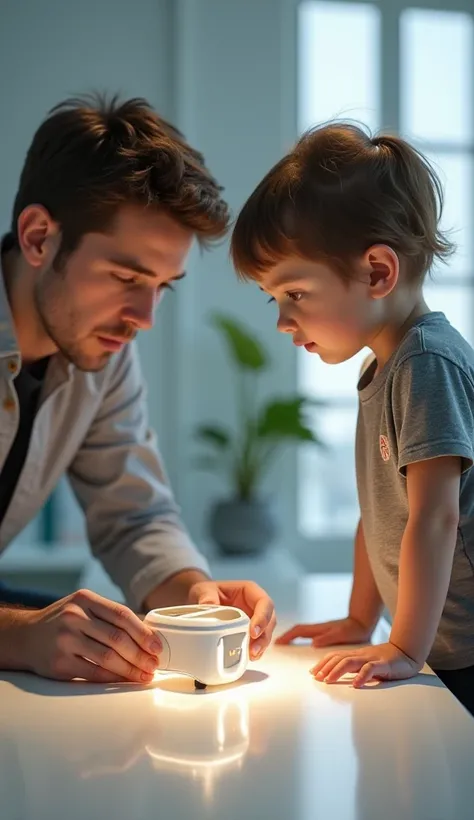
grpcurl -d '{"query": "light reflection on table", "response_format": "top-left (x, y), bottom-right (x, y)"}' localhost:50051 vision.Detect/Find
top-left (2, 577), bottom-right (474, 819)
top-left (0, 655), bottom-right (306, 820)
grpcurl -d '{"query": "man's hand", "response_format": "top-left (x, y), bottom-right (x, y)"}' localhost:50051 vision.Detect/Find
top-left (310, 641), bottom-right (422, 687)
top-left (188, 580), bottom-right (276, 660)
top-left (23, 589), bottom-right (163, 683)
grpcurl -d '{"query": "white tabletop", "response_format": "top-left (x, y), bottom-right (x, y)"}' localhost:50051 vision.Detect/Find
top-left (1, 574), bottom-right (474, 820)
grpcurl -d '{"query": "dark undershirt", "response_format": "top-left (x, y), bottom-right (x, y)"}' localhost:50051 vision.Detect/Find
top-left (0, 356), bottom-right (50, 524)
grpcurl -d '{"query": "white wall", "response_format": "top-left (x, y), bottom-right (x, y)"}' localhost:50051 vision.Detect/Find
top-left (0, 0), bottom-right (174, 453)
top-left (165, 0), bottom-right (300, 556)
top-left (0, 0), bottom-right (341, 567)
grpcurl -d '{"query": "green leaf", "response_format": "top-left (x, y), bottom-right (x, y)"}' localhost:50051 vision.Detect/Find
top-left (257, 397), bottom-right (321, 443)
top-left (211, 314), bottom-right (269, 370)
top-left (195, 425), bottom-right (232, 449)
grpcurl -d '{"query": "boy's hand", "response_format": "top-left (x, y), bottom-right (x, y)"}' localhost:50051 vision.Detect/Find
top-left (310, 641), bottom-right (422, 687)
top-left (275, 616), bottom-right (373, 648)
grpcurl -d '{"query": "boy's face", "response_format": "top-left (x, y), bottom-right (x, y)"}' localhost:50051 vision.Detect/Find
top-left (261, 255), bottom-right (378, 365)
top-left (30, 205), bottom-right (194, 371)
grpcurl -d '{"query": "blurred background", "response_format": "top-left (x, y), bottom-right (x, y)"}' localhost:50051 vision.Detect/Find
top-left (0, 0), bottom-right (472, 601)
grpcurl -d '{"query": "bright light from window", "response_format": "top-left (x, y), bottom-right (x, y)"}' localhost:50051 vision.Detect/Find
top-left (298, 1), bottom-right (381, 133)
top-left (401, 9), bottom-right (473, 145)
top-left (425, 152), bottom-right (474, 279)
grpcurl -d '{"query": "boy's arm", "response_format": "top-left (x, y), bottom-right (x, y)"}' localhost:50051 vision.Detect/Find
top-left (349, 518), bottom-right (384, 632)
top-left (390, 455), bottom-right (460, 664)
top-left (311, 455), bottom-right (461, 685)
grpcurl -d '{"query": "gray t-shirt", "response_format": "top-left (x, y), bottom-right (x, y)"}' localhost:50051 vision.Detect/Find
top-left (356, 312), bottom-right (474, 670)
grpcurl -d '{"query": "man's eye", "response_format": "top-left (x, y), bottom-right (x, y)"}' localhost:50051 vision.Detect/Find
top-left (112, 273), bottom-right (139, 285)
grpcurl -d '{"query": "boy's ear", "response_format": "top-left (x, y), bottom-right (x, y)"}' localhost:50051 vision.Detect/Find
top-left (363, 244), bottom-right (399, 298)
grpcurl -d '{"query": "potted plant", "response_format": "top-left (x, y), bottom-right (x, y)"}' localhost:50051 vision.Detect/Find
top-left (194, 314), bottom-right (323, 555)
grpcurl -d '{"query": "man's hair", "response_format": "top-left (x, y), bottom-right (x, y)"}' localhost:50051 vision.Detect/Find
top-left (230, 122), bottom-right (454, 283)
top-left (9, 93), bottom-right (230, 260)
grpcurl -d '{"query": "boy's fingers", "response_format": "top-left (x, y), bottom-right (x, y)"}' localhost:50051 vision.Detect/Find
top-left (310, 654), bottom-right (334, 678)
top-left (353, 662), bottom-right (378, 688)
top-left (275, 624), bottom-right (321, 644)
top-left (312, 629), bottom-right (336, 647)
top-left (324, 657), bottom-right (361, 683)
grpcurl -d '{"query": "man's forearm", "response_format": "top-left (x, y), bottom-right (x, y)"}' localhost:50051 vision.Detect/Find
top-left (390, 515), bottom-right (457, 665)
top-left (349, 519), bottom-right (384, 630)
top-left (0, 607), bottom-right (33, 670)
top-left (142, 569), bottom-right (210, 612)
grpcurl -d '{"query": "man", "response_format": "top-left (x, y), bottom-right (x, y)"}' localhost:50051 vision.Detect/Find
top-left (0, 94), bottom-right (276, 684)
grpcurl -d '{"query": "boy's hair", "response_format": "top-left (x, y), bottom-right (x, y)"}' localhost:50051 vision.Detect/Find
top-left (9, 93), bottom-right (229, 261)
top-left (231, 122), bottom-right (454, 283)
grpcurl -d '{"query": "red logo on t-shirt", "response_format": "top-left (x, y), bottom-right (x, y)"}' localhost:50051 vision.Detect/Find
top-left (380, 435), bottom-right (390, 462)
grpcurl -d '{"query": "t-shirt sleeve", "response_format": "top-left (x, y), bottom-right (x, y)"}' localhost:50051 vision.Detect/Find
top-left (391, 352), bottom-right (474, 475)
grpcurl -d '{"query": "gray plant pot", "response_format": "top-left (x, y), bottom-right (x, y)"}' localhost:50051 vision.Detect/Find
top-left (209, 497), bottom-right (278, 556)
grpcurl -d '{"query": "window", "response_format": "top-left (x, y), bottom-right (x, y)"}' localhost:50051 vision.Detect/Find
top-left (298, 1), bottom-right (381, 132)
top-left (297, 0), bottom-right (474, 539)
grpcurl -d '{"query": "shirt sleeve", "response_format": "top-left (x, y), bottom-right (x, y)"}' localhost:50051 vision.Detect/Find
top-left (391, 352), bottom-right (474, 476)
top-left (67, 342), bottom-right (210, 610)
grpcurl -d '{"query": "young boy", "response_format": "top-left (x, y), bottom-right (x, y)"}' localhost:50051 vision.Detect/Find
top-left (230, 122), bottom-right (474, 715)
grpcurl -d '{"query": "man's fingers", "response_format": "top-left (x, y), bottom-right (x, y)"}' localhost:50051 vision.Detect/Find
top-left (56, 656), bottom-right (128, 684)
top-left (81, 617), bottom-right (161, 675)
top-left (73, 657), bottom-right (130, 684)
top-left (74, 589), bottom-right (161, 655)
top-left (193, 582), bottom-right (221, 606)
top-left (250, 611), bottom-right (277, 660)
top-left (249, 594), bottom-right (275, 640)
top-left (70, 634), bottom-right (156, 683)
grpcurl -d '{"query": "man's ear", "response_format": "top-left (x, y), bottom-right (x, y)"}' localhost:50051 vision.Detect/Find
top-left (363, 244), bottom-right (399, 299)
top-left (16, 205), bottom-right (60, 269)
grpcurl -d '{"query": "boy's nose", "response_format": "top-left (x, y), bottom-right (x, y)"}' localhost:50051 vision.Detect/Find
top-left (277, 311), bottom-right (297, 334)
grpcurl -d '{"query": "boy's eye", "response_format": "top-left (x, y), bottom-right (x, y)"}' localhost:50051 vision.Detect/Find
top-left (267, 292), bottom-right (303, 304)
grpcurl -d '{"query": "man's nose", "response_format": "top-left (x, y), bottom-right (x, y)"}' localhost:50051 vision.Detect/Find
top-left (122, 290), bottom-right (156, 331)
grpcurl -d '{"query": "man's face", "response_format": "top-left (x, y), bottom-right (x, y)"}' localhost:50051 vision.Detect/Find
top-left (34, 206), bottom-right (194, 371)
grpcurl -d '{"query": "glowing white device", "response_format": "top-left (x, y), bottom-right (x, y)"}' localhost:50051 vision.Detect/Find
top-left (143, 605), bottom-right (250, 688)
